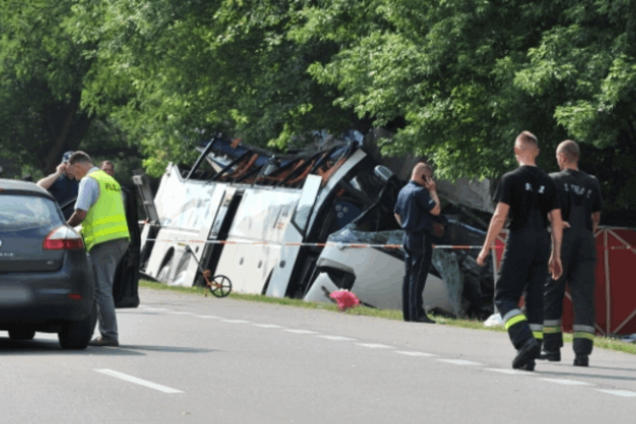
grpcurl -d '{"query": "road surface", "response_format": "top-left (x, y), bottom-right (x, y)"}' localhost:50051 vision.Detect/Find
top-left (1, 287), bottom-right (635, 423)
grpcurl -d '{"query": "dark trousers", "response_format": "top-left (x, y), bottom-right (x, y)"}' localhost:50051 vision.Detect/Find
top-left (495, 229), bottom-right (551, 349)
top-left (543, 229), bottom-right (596, 355)
top-left (403, 231), bottom-right (433, 321)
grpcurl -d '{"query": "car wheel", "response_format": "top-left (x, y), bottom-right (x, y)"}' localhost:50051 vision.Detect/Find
top-left (8, 328), bottom-right (36, 340)
top-left (58, 302), bottom-right (97, 350)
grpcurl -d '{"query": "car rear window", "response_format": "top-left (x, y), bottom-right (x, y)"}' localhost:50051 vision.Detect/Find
top-left (0, 194), bottom-right (64, 231)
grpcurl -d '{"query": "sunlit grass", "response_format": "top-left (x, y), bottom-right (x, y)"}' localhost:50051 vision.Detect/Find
top-left (139, 280), bottom-right (636, 355)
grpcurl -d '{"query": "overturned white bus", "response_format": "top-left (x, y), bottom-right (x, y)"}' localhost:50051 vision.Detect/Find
top-left (135, 137), bottom-right (495, 318)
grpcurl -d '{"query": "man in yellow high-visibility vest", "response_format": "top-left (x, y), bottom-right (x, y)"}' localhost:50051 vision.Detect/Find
top-left (67, 151), bottom-right (130, 347)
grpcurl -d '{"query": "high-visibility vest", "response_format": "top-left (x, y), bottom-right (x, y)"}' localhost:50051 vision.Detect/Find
top-left (80, 170), bottom-right (130, 252)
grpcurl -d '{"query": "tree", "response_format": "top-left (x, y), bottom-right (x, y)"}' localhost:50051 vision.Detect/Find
top-left (0, 0), bottom-right (141, 177)
top-left (291, 0), bottom-right (636, 220)
top-left (70, 0), bottom-right (362, 176)
top-left (514, 0), bottom-right (636, 220)
top-left (290, 0), bottom-right (568, 179)
top-left (2, 0), bottom-right (633, 221)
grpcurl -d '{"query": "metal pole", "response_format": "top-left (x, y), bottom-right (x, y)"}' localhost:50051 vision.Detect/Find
top-left (186, 138), bottom-right (217, 181)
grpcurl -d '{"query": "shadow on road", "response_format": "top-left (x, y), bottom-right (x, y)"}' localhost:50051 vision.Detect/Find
top-left (537, 369), bottom-right (636, 382)
top-left (0, 338), bottom-right (217, 356)
top-left (116, 345), bottom-right (216, 354)
top-left (581, 364), bottom-right (636, 373)
top-left (0, 338), bottom-right (143, 356)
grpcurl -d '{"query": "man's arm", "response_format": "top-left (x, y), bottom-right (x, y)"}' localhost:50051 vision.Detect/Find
top-left (423, 177), bottom-right (441, 216)
top-left (394, 213), bottom-right (402, 226)
top-left (548, 208), bottom-right (563, 280)
top-left (37, 163), bottom-right (65, 190)
top-left (67, 174), bottom-right (98, 227)
top-left (67, 209), bottom-right (87, 227)
top-left (476, 202), bottom-right (509, 266)
top-left (592, 211), bottom-right (601, 233)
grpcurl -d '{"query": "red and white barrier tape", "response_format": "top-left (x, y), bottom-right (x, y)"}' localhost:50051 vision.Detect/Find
top-left (609, 245), bottom-right (636, 251)
top-left (143, 238), bottom-right (499, 250)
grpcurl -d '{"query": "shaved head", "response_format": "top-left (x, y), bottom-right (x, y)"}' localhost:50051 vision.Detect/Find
top-left (412, 162), bottom-right (433, 181)
top-left (557, 140), bottom-right (580, 163)
top-left (514, 131), bottom-right (540, 164)
top-left (515, 131), bottom-right (539, 151)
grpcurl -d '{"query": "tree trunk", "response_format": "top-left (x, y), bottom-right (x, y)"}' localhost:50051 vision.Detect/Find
top-left (40, 91), bottom-right (93, 174)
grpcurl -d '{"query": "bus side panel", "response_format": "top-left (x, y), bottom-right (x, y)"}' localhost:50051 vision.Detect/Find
top-left (213, 188), bottom-right (300, 295)
top-left (145, 228), bottom-right (197, 279)
top-left (181, 185), bottom-right (227, 286)
top-left (266, 174), bottom-right (322, 298)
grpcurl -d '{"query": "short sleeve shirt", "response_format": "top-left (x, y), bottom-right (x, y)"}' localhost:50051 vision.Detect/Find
top-left (48, 175), bottom-right (79, 207)
top-left (394, 180), bottom-right (437, 233)
top-left (550, 169), bottom-right (602, 231)
top-left (74, 167), bottom-right (101, 212)
top-left (494, 166), bottom-right (559, 232)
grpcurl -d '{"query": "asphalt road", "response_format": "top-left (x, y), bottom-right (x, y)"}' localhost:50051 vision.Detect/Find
top-left (1, 287), bottom-right (636, 424)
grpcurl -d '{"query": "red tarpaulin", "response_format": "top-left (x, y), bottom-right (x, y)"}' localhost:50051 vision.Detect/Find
top-left (493, 227), bottom-right (636, 335)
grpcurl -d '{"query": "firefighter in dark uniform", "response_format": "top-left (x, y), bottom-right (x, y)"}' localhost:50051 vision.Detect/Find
top-left (540, 140), bottom-right (603, 367)
top-left (394, 162), bottom-right (441, 323)
top-left (477, 131), bottom-right (563, 371)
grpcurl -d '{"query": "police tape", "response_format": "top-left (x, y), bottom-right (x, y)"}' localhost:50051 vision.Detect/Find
top-left (143, 238), bottom-right (502, 250)
top-left (609, 245), bottom-right (636, 251)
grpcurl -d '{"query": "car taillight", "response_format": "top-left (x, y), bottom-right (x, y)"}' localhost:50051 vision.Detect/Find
top-left (43, 226), bottom-right (85, 250)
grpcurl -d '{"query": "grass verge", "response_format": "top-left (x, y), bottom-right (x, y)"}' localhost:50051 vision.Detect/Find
top-left (139, 280), bottom-right (636, 355)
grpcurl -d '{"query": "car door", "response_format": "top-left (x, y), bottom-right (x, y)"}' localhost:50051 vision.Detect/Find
top-left (113, 186), bottom-right (141, 308)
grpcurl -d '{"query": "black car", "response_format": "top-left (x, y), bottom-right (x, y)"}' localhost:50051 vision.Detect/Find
top-left (0, 179), bottom-right (96, 349)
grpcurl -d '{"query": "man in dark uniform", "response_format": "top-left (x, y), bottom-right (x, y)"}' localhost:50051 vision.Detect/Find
top-left (36, 151), bottom-right (79, 219)
top-left (540, 140), bottom-right (603, 367)
top-left (477, 131), bottom-right (563, 371)
top-left (394, 162), bottom-right (441, 323)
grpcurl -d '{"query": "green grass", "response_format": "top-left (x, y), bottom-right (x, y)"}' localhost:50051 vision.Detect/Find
top-left (139, 280), bottom-right (636, 355)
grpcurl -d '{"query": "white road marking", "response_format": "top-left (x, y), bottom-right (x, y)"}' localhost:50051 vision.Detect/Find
top-left (142, 307), bottom-right (169, 312)
top-left (438, 359), bottom-right (483, 366)
top-left (485, 368), bottom-right (532, 375)
top-left (356, 343), bottom-right (393, 349)
top-left (395, 351), bottom-right (436, 357)
top-left (540, 378), bottom-right (592, 386)
top-left (169, 311), bottom-right (194, 315)
top-left (95, 369), bottom-right (183, 394)
top-left (285, 329), bottom-right (318, 334)
top-left (252, 324), bottom-right (284, 329)
top-left (221, 319), bottom-right (250, 324)
top-left (317, 335), bottom-right (356, 341)
top-left (195, 315), bottom-right (221, 319)
top-left (597, 389), bottom-right (636, 397)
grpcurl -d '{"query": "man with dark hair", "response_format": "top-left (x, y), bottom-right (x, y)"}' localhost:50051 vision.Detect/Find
top-left (394, 162), bottom-right (441, 323)
top-left (36, 151), bottom-right (78, 219)
top-left (67, 151), bottom-right (130, 347)
top-left (477, 131), bottom-right (563, 371)
top-left (540, 140), bottom-right (603, 367)
top-left (100, 160), bottom-right (115, 177)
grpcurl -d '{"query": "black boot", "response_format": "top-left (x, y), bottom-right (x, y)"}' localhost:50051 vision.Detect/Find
top-left (523, 359), bottom-right (536, 372)
top-left (512, 338), bottom-right (540, 369)
top-left (538, 349), bottom-right (561, 362)
top-left (574, 353), bottom-right (589, 367)
top-left (414, 315), bottom-right (436, 324)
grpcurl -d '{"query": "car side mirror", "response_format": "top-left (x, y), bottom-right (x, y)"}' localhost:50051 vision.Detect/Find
top-left (374, 165), bottom-right (393, 182)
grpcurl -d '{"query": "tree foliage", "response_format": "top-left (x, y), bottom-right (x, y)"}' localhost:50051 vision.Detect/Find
top-left (0, 0), bottom-right (142, 176)
top-left (69, 0), bottom-right (358, 176)
top-left (289, 0), bottom-right (636, 217)
top-left (1, 0), bottom-right (635, 219)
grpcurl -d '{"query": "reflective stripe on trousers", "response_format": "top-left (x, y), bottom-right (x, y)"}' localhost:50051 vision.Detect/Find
top-left (504, 309), bottom-right (527, 330)
top-left (530, 323), bottom-right (544, 340)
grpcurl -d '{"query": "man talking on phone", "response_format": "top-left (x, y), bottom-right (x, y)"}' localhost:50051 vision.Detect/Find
top-left (394, 162), bottom-right (441, 323)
